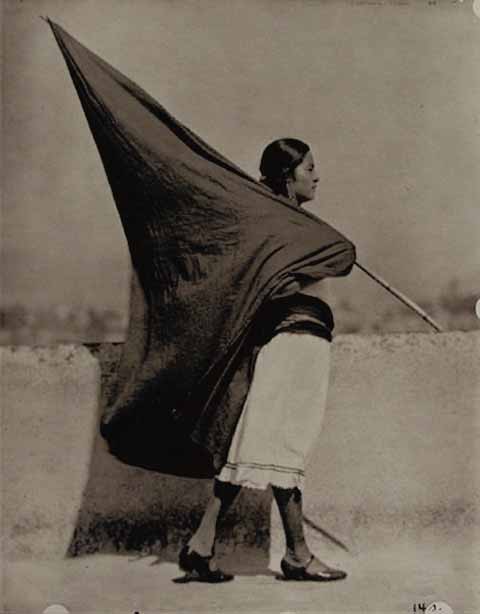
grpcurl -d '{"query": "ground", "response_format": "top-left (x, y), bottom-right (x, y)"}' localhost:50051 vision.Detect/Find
top-left (4, 531), bottom-right (478, 614)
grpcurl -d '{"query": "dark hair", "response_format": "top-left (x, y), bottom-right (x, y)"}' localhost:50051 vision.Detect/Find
top-left (259, 138), bottom-right (310, 198)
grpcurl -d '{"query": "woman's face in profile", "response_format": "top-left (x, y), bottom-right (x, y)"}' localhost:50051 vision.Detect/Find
top-left (290, 151), bottom-right (319, 205)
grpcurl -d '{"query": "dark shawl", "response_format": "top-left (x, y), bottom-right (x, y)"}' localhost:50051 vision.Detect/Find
top-left (48, 20), bottom-right (356, 478)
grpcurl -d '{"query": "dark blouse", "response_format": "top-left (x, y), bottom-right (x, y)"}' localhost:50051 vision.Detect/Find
top-left (252, 291), bottom-right (334, 349)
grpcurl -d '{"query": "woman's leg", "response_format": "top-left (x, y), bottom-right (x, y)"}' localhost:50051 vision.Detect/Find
top-left (272, 486), bottom-right (310, 562)
top-left (272, 485), bottom-right (346, 578)
top-left (187, 479), bottom-right (241, 556)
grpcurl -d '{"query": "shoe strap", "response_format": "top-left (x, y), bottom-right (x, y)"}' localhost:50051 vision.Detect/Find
top-left (283, 553), bottom-right (315, 569)
top-left (303, 554), bottom-right (316, 570)
top-left (187, 546), bottom-right (213, 560)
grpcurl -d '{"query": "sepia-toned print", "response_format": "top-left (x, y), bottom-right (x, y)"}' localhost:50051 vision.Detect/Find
top-left (2, 1), bottom-right (479, 613)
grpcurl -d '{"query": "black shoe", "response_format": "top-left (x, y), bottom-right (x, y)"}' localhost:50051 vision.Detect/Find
top-left (178, 545), bottom-right (234, 583)
top-left (280, 555), bottom-right (347, 582)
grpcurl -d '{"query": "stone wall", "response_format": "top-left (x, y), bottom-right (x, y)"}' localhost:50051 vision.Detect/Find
top-left (2, 332), bottom-right (479, 561)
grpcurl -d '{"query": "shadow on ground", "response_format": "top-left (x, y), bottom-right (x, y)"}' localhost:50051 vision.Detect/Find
top-left (66, 345), bottom-right (273, 572)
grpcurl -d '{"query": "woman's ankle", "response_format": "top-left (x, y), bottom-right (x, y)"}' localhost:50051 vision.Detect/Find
top-left (284, 545), bottom-right (312, 565)
top-left (187, 536), bottom-right (214, 558)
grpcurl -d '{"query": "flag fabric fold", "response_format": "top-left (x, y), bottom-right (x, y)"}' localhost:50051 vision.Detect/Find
top-left (48, 20), bottom-right (356, 477)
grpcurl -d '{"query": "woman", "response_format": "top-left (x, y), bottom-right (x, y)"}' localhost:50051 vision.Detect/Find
top-left (179, 139), bottom-right (348, 583)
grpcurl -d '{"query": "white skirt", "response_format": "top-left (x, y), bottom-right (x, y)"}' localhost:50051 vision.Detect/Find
top-left (216, 332), bottom-right (331, 490)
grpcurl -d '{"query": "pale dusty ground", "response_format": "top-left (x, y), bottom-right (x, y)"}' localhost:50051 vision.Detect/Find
top-left (3, 533), bottom-right (479, 614)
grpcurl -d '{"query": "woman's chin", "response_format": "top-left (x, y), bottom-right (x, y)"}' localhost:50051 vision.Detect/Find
top-left (299, 193), bottom-right (316, 205)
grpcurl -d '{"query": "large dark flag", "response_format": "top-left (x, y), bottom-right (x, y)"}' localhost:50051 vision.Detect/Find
top-left (47, 20), bottom-right (355, 478)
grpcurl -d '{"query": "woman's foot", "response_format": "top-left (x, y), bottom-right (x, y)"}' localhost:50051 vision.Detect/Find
top-left (178, 545), bottom-right (234, 583)
top-left (281, 553), bottom-right (347, 581)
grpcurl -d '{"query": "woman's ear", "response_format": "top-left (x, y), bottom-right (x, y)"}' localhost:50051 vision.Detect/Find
top-left (285, 178), bottom-right (296, 203)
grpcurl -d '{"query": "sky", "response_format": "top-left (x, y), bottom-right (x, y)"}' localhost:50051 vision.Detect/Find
top-left (3, 0), bottom-right (480, 326)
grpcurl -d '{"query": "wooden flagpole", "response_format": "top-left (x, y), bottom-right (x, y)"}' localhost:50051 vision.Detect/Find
top-left (354, 262), bottom-right (444, 333)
